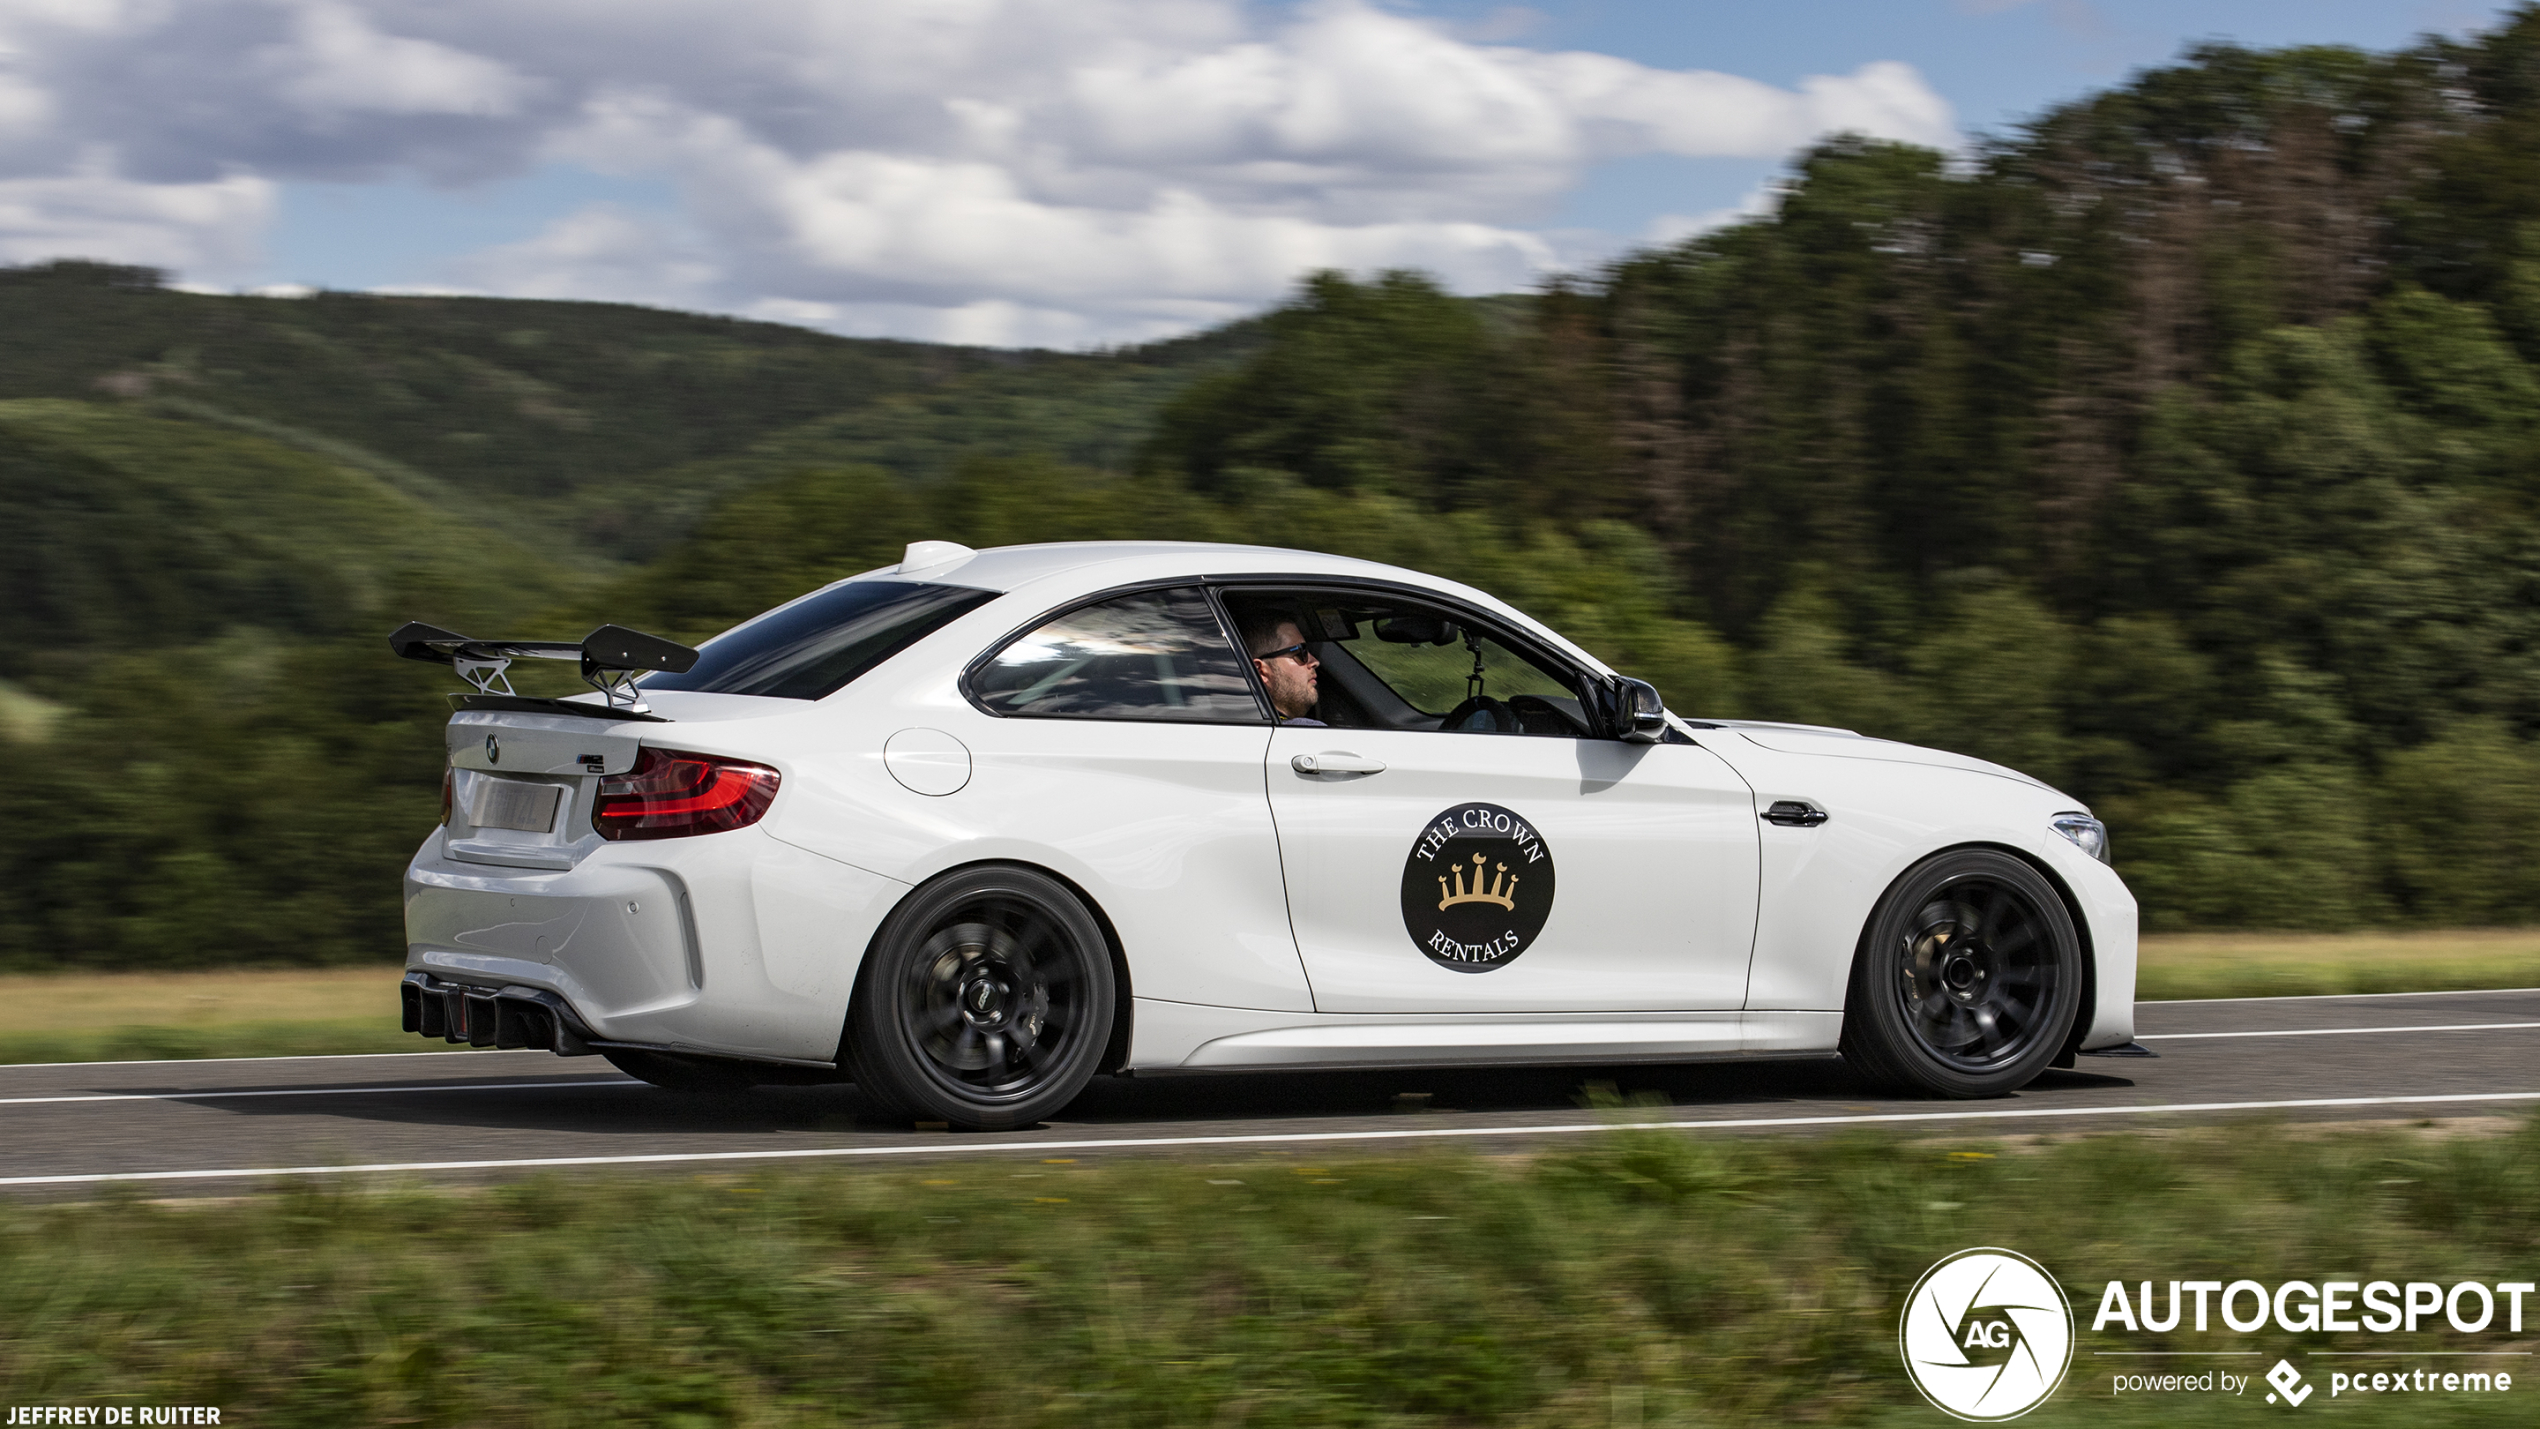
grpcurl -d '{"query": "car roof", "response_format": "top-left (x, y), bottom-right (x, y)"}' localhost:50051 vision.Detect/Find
top-left (898, 541), bottom-right (1307, 592)
top-left (838, 540), bottom-right (1619, 678)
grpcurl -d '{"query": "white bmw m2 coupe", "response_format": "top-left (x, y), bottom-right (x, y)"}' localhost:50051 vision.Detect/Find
top-left (394, 541), bottom-right (2140, 1128)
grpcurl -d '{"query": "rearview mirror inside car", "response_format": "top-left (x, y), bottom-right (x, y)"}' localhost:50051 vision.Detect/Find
top-left (1376, 614), bottom-right (1458, 645)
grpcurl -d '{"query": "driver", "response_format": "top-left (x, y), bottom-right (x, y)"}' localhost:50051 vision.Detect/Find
top-left (1241, 614), bottom-right (1327, 726)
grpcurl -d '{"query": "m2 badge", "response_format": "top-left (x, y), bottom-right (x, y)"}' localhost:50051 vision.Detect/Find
top-left (1400, 802), bottom-right (1555, 973)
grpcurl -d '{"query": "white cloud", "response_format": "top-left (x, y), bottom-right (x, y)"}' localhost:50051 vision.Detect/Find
top-left (263, 3), bottom-right (533, 118)
top-left (0, 0), bottom-right (1958, 341)
top-left (0, 160), bottom-right (271, 272)
top-left (1640, 177), bottom-right (1786, 248)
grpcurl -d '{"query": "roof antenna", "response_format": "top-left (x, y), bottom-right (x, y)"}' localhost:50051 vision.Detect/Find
top-left (900, 540), bottom-right (976, 572)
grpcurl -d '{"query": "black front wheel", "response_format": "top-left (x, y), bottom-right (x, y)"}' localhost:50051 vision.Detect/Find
top-left (1841, 848), bottom-right (2083, 1098)
top-left (845, 865), bottom-right (1117, 1130)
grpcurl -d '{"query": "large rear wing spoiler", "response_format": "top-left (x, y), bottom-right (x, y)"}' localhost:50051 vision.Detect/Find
top-left (389, 621), bottom-right (699, 718)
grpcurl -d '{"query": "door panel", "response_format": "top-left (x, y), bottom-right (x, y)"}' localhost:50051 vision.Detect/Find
top-left (1265, 725), bottom-right (1762, 1013)
top-left (956, 717), bottom-right (1312, 1011)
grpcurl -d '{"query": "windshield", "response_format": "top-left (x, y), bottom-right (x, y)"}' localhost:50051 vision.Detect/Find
top-left (643, 581), bottom-right (996, 700)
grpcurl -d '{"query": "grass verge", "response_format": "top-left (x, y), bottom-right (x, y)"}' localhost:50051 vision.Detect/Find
top-left (1, 1118), bottom-right (2534, 1425)
top-left (2137, 927), bottom-right (2540, 1000)
top-left (0, 967), bottom-right (446, 1064)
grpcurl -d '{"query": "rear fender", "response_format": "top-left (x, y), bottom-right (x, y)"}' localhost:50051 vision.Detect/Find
top-left (843, 859), bottom-right (1135, 1074)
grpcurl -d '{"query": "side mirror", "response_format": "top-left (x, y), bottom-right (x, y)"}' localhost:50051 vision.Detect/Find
top-left (1616, 677), bottom-right (1668, 743)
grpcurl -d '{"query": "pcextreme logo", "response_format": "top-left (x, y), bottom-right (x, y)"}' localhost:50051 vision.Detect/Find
top-left (1901, 1248), bottom-right (2077, 1421)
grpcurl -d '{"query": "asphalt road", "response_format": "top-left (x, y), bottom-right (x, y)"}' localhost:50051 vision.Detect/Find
top-left (3, 987), bottom-right (2535, 1197)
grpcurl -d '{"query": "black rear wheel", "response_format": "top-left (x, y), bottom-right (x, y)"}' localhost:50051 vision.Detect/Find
top-left (1841, 848), bottom-right (2082, 1098)
top-left (846, 865), bottom-right (1116, 1130)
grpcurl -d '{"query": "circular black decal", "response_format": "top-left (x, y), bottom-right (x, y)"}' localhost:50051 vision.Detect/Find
top-left (1400, 802), bottom-right (1556, 973)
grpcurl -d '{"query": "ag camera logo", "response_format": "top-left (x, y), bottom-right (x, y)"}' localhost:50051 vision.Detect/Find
top-left (1902, 1248), bottom-right (2075, 1421)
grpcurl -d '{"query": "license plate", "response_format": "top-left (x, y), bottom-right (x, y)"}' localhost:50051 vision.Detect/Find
top-left (470, 778), bottom-right (562, 833)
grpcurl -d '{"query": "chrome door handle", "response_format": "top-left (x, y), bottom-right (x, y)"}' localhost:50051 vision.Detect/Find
top-left (1292, 752), bottom-right (1386, 775)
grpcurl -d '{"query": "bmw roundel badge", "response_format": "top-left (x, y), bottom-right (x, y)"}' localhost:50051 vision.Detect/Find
top-left (1400, 802), bottom-right (1555, 973)
top-left (485, 734), bottom-right (501, 764)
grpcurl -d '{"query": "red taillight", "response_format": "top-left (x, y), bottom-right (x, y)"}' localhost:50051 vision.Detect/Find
top-left (441, 763), bottom-right (453, 826)
top-left (594, 747), bottom-right (780, 841)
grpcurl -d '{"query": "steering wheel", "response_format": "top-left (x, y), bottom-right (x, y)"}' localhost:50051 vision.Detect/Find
top-left (1441, 695), bottom-right (1519, 733)
top-left (1508, 694), bottom-right (1584, 737)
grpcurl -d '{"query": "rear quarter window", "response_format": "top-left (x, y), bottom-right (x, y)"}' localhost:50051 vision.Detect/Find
top-left (643, 581), bottom-right (997, 700)
top-left (969, 587), bottom-right (1265, 722)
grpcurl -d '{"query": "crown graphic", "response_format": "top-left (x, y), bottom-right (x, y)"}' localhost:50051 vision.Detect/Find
top-left (1437, 851), bottom-right (1519, 912)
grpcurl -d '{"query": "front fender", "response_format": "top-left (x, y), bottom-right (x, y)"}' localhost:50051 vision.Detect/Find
top-left (1702, 734), bottom-right (2136, 1046)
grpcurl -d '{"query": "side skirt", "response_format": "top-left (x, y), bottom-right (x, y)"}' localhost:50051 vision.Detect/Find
top-left (1126, 1002), bottom-right (1842, 1071)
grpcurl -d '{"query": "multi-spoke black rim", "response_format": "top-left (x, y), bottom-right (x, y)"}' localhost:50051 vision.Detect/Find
top-left (1891, 877), bottom-right (2061, 1072)
top-left (898, 895), bottom-right (1089, 1103)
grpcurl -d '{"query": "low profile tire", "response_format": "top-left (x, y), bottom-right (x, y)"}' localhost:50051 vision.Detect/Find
top-left (1841, 848), bottom-right (2083, 1098)
top-left (845, 865), bottom-right (1117, 1131)
top-left (601, 1047), bottom-right (763, 1093)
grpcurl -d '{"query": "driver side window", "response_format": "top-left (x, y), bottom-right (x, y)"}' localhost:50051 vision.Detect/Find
top-left (1221, 590), bottom-right (1592, 737)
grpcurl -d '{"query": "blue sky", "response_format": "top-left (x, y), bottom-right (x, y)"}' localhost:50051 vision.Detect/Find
top-left (0, 0), bottom-right (2514, 344)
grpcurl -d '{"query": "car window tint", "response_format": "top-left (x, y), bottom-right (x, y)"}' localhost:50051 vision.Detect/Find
top-left (972, 588), bottom-right (1265, 722)
top-left (1349, 625), bottom-right (1578, 716)
top-left (644, 581), bottom-right (997, 700)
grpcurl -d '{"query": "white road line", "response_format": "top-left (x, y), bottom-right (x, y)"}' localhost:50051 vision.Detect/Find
top-left (2139, 1022), bottom-right (2540, 1041)
top-left (2142, 987), bottom-right (2540, 1005)
top-left (0, 1079), bottom-right (638, 1108)
top-left (4, 1089), bottom-right (2537, 1189)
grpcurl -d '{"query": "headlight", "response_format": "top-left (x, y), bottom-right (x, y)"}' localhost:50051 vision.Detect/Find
top-left (2051, 812), bottom-right (2110, 864)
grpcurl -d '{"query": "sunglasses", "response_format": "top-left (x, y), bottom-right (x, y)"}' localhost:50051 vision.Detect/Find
top-left (1253, 642), bottom-right (1316, 665)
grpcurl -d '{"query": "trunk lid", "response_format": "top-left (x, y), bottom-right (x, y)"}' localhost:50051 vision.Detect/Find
top-left (436, 696), bottom-right (802, 869)
top-left (442, 710), bottom-right (649, 871)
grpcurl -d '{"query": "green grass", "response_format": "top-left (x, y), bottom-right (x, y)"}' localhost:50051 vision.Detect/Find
top-left (0, 967), bottom-right (449, 1064)
top-left (1, 1119), bottom-right (2533, 1425)
top-left (2137, 928), bottom-right (2540, 1000)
